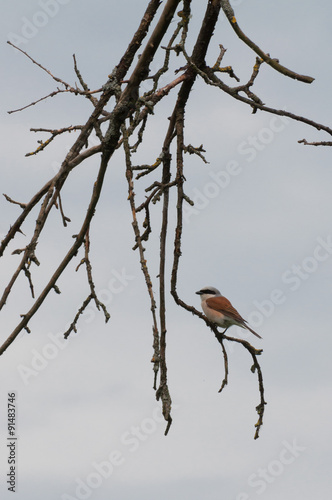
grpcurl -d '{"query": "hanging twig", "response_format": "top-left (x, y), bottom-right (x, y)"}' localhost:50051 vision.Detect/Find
top-left (83, 227), bottom-right (110, 323)
top-left (122, 123), bottom-right (161, 390)
top-left (217, 335), bottom-right (229, 393)
top-left (63, 295), bottom-right (94, 339)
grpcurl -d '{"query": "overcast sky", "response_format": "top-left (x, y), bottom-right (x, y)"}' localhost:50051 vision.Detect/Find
top-left (1, 1), bottom-right (332, 499)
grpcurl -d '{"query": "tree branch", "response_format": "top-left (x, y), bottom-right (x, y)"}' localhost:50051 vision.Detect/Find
top-left (220, 0), bottom-right (314, 83)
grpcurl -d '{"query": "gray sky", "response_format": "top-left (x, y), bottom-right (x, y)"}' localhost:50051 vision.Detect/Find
top-left (1, 1), bottom-right (332, 499)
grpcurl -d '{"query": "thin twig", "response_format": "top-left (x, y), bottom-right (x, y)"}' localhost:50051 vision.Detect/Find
top-left (73, 54), bottom-right (99, 107)
top-left (217, 335), bottom-right (229, 393)
top-left (63, 295), bottom-right (94, 339)
top-left (82, 226), bottom-right (110, 322)
top-left (3, 194), bottom-right (27, 209)
top-left (55, 191), bottom-right (71, 227)
top-left (298, 139), bottom-right (332, 146)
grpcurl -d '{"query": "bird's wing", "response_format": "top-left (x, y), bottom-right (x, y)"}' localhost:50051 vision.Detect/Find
top-left (205, 296), bottom-right (244, 323)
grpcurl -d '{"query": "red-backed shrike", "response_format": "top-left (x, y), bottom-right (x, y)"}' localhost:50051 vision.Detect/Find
top-left (196, 286), bottom-right (262, 339)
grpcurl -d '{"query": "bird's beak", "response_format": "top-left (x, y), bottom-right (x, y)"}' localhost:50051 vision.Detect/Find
top-left (195, 290), bottom-right (202, 295)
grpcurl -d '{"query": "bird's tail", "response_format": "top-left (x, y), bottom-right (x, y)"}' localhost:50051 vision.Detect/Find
top-left (245, 324), bottom-right (262, 339)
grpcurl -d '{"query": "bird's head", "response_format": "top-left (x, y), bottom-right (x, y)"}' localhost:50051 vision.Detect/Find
top-left (196, 286), bottom-right (221, 300)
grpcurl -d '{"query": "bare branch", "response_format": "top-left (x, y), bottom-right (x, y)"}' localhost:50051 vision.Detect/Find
top-left (196, 63), bottom-right (332, 135)
top-left (220, 0), bottom-right (314, 83)
top-left (2, 0), bottom-right (330, 440)
top-left (298, 139), bottom-right (332, 147)
top-left (223, 332), bottom-right (266, 439)
top-left (26, 126), bottom-right (83, 156)
top-left (156, 146), bottom-right (174, 436)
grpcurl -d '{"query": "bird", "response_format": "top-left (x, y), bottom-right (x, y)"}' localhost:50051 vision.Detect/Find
top-left (196, 286), bottom-right (262, 339)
